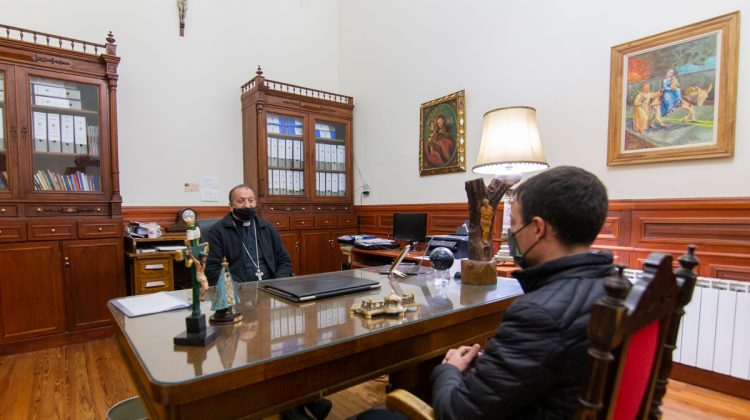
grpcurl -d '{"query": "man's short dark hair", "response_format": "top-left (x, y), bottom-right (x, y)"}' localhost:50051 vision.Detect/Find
top-left (513, 166), bottom-right (608, 247)
top-left (228, 184), bottom-right (253, 203)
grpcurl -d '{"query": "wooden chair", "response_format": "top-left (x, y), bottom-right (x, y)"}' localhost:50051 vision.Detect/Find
top-left (384, 247), bottom-right (699, 420)
top-left (576, 246), bottom-right (698, 419)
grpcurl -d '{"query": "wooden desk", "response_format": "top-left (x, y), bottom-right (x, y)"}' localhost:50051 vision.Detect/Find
top-left (350, 247), bottom-right (519, 278)
top-left (110, 268), bottom-right (523, 419)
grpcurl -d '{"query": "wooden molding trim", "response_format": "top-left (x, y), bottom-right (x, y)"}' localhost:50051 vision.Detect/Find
top-left (671, 363), bottom-right (750, 400)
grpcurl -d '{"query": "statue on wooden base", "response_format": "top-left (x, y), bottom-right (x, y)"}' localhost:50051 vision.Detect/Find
top-left (173, 218), bottom-right (219, 346)
top-left (462, 178), bottom-right (510, 285)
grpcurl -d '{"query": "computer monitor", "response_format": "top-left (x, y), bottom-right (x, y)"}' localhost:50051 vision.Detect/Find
top-left (393, 212), bottom-right (427, 246)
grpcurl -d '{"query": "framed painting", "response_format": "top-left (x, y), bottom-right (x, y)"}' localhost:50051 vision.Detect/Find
top-left (607, 12), bottom-right (739, 165)
top-left (419, 90), bottom-right (466, 175)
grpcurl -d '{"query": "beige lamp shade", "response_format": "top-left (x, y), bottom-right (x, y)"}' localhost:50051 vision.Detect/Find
top-left (472, 106), bottom-right (549, 176)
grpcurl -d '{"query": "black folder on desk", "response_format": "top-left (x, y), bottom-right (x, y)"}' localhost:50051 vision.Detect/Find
top-left (260, 274), bottom-right (381, 302)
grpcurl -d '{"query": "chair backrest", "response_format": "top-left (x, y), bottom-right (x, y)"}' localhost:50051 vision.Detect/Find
top-left (576, 246), bottom-right (698, 420)
top-left (196, 218), bottom-right (221, 243)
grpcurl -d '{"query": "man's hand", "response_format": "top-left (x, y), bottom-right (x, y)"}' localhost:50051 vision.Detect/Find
top-left (442, 343), bottom-right (481, 373)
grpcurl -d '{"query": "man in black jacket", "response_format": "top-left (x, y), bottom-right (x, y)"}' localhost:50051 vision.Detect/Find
top-left (431, 166), bottom-right (612, 419)
top-left (205, 184), bottom-right (293, 284)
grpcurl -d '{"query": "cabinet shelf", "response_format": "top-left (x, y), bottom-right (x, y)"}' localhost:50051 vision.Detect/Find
top-left (30, 104), bottom-right (99, 116)
top-left (314, 138), bottom-right (346, 144)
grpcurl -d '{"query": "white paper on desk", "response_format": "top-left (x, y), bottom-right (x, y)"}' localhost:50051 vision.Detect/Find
top-left (111, 292), bottom-right (189, 317)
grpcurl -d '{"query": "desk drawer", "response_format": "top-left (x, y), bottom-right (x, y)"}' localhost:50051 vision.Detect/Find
top-left (338, 215), bottom-right (357, 228)
top-left (0, 205), bottom-right (19, 217)
top-left (135, 274), bottom-right (174, 295)
top-left (291, 216), bottom-right (314, 230)
top-left (265, 216), bottom-right (290, 230)
top-left (0, 221), bottom-right (27, 242)
top-left (316, 215), bottom-right (336, 229)
top-left (135, 257), bottom-right (173, 276)
top-left (28, 221), bottom-right (76, 240)
top-left (78, 221), bottom-right (121, 238)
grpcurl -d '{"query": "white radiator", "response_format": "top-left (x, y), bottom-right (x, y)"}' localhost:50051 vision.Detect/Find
top-left (623, 270), bottom-right (750, 380)
top-left (675, 277), bottom-right (750, 379)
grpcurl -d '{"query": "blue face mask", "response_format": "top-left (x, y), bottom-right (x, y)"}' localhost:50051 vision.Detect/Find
top-left (507, 221), bottom-right (541, 269)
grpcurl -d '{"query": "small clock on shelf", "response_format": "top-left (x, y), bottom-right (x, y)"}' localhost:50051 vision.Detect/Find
top-left (168, 207), bottom-right (197, 232)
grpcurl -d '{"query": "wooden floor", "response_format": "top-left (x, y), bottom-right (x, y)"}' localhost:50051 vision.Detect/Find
top-left (0, 337), bottom-right (748, 419)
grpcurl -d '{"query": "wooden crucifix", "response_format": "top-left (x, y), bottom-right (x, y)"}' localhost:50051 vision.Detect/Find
top-left (462, 178), bottom-right (510, 284)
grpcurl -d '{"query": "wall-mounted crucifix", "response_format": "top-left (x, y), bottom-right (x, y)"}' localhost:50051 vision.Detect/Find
top-left (177, 0), bottom-right (188, 36)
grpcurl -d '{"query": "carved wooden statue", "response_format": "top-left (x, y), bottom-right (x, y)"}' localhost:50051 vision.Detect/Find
top-left (462, 178), bottom-right (510, 284)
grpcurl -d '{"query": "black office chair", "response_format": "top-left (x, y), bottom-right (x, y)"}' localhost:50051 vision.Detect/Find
top-left (196, 217), bottom-right (221, 243)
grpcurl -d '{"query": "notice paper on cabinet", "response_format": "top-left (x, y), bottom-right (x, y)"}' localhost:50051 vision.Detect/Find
top-left (111, 292), bottom-right (190, 317)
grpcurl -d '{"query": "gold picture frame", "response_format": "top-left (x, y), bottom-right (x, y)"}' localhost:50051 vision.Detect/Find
top-left (419, 90), bottom-right (466, 175)
top-left (607, 12), bottom-right (739, 166)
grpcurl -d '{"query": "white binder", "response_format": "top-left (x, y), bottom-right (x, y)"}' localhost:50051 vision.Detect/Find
top-left (270, 138), bottom-right (278, 167)
top-left (47, 113), bottom-right (62, 153)
top-left (61, 115), bottom-right (75, 153)
top-left (33, 112), bottom-right (48, 152)
top-left (338, 173), bottom-right (346, 196)
top-left (286, 171), bottom-right (293, 196)
top-left (279, 169), bottom-right (287, 195)
top-left (286, 139), bottom-right (293, 169)
top-left (73, 116), bottom-right (88, 154)
top-left (278, 139), bottom-right (286, 168)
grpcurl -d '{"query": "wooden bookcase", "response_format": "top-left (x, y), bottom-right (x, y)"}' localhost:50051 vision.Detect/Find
top-left (0, 24), bottom-right (124, 354)
top-left (240, 68), bottom-right (356, 275)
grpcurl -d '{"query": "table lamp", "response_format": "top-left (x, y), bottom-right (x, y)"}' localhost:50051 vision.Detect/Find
top-left (472, 106), bottom-right (549, 265)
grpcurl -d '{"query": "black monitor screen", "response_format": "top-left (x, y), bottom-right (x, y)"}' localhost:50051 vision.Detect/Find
top-left (393, 213), bottom-right (427, 243)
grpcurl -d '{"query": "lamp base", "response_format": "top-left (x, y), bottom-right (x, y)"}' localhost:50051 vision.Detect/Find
top-left (461, 259), bottom-right (497, 285)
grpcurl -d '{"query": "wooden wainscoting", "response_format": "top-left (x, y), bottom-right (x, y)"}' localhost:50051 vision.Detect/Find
top-left (354, 197), bottom-right (750, 399)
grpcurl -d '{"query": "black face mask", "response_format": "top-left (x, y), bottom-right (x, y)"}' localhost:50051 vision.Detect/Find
top-left (232, 207), bottom-right (256, 222)
top-left (507, 221), bottom-right (541, 269)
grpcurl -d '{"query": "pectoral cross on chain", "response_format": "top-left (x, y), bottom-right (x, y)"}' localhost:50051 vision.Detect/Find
top-left (256, 269), bottom-right (263, 281)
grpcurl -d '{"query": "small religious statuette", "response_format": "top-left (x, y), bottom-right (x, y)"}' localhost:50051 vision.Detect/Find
top-left (210, 257), bottom-right (243, 325)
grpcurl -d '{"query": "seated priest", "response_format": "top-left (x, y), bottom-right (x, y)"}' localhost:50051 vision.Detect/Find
top-left (205, 184), bottom-right (293, 284)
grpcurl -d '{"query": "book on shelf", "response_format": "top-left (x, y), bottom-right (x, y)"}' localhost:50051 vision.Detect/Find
top-left (86, 125), bottom-right (99, 156)
top-left (34, 169), bottom-right (100, 192)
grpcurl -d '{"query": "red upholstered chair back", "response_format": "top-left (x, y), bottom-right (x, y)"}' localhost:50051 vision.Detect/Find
top-left (576, 246), bottom-right (699, 420)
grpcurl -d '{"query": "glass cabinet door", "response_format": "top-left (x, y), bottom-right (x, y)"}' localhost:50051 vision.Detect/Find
top-left (29, 76), bottom-right (101, 192)
top-left (266, 112), bottom-right (304, 197)
top-left (314, 119), bottom-right (347, 198)
top-left (0, 70), bottom-right (7, 192)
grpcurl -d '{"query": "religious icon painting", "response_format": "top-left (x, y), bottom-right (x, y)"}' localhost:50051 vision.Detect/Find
top-left (607, 12), bottom-right (739, 165)
top-left (419, 90), bottom-right (466, 175)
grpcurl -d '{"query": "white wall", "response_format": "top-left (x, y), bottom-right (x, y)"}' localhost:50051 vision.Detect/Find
top-left (1, 0), bottom-right (340, 206)
top-left (340, 0), bottom-right (750, 203)
top-left (2, 1), bottom-right (747, 206)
